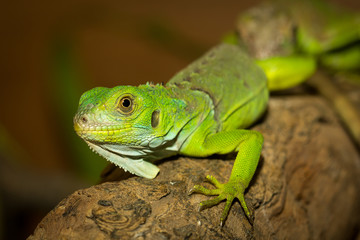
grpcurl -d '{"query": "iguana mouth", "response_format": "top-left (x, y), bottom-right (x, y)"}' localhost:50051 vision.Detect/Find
top-left (74, 115), bottom-right (125, 133)
top-left (73, 114), bottom-right (130, 142)
top-left (74, 126), bottom-right (121, 137)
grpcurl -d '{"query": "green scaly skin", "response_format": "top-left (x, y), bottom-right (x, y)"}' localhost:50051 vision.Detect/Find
top-left (74, 44), bottom-right (268, 225)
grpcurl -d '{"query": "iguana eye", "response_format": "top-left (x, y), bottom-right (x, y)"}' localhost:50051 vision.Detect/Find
top-left (118, 96), bottom-right (134, 114)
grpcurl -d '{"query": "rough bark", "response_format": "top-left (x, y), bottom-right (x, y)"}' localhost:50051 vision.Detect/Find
top-left (28, 96), bottom-right (360, 240)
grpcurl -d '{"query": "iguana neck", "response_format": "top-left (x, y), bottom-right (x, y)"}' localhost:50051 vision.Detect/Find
top-left (138, 83), bottom-right (214, 155)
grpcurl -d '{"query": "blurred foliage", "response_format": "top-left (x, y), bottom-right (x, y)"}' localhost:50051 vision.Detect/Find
top-left (50, 36), bottom-right (107, 182)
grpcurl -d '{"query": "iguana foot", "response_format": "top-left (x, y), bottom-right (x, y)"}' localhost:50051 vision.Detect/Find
top-left (189, 175), bottom-right (253, 226)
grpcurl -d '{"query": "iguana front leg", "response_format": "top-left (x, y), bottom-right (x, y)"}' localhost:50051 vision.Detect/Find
top-left (187, 129), bottom-right (263, 226)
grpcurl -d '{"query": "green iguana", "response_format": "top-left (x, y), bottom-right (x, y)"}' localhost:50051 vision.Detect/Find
top-left (74, 43), bottom-right (288, 226)
top-left (74, 0), bottom-right (359, 226)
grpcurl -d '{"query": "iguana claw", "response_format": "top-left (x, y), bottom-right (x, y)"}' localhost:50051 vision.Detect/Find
top-left (190, 175), bottom-right (253, 226)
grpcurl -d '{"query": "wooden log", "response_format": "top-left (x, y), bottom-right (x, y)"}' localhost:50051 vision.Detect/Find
top-left (28, 96), bottom-right (360, 240)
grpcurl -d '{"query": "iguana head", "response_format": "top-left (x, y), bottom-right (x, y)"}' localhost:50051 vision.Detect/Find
top-left (74, 84), bottom-right (181, 178)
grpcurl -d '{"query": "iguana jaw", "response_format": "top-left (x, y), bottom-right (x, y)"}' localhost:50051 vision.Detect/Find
top-left (85, 140), bottom-right (160, 179)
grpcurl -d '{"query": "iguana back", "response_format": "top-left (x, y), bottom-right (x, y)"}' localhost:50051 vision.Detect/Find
top-left (167, 44), bottom-right (269, 131)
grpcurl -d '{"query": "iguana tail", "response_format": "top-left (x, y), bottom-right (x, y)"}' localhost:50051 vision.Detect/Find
top-left (256, 56), bottom-right (317, 91)
top-left (222, 32), bottom-right (317, 91)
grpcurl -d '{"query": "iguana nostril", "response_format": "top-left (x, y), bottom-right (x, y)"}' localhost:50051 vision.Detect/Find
top-left (81, 116), bottom-right (88, 124)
